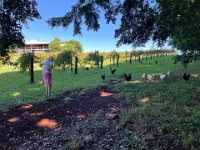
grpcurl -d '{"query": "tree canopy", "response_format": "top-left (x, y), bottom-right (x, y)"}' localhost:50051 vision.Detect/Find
top-left (49, 38), bottom-right (62, 51)
top-left (1, 0), bottom-right (200, 64)
top-left (61, 40), bottom-right (83, 53)
top-left (0, 0), bottom-right (40, 57)
top-left (48, 0), bottom-right (200, 63)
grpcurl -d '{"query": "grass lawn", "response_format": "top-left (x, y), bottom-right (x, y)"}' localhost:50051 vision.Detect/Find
top-left (0, 55), bottom-right (198, 112)
top-left (0, 56), bottom-right (199, 111)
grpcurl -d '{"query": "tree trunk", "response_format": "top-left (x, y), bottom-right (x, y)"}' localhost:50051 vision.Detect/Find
top-left (130, 53), bottom-right (132, 64)
top-left (138, 54), bottom-right (141, 62)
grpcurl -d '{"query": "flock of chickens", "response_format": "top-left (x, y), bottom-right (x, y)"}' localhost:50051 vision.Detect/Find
top-left (86, 61), bottom-right (191, 82)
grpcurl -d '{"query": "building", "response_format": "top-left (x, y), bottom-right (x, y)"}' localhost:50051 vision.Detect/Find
top-left (24, 40), bottom-right (50, 53)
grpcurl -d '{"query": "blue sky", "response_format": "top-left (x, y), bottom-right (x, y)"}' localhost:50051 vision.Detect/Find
top-left (22, 0), bottom-right (154, 52)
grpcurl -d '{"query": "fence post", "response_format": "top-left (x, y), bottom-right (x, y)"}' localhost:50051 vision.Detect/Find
top-left (116, 54), bottom-right (119, 66)
top-left (70, 56), bottom-right (73, 72)
top-left (126, 51), bottom-right (128, 63)
top-left (129, 53), bottom-right (132, 64)
top-left (75, 56), bottom-right (78, 74)
top-left (30, 55), bottom-right (34, 83)
top-left (113, 56), bottom-right (115, 65)
top-left (138, 53), bottom-right (141, 62)
top-left (100, 56), bottom-right (103, 69)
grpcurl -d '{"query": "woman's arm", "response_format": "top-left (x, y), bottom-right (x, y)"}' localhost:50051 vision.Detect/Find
top-left (39, 63), bottom-right (43, 68)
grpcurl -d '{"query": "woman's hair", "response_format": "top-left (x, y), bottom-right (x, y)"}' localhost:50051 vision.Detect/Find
top-left (48, 56), bottom-right (54, 62)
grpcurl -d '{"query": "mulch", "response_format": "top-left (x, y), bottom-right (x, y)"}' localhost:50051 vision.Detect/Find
top-left (0, 82), bottom-right (122, 149)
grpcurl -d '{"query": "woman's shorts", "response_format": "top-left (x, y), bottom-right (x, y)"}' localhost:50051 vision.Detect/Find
top-left (42, 72), bottom-right (52, 85)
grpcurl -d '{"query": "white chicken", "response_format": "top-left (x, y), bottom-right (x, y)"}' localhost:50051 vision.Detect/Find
top-left (160, 74), bottom-right (166, 80)
top-left (167, 70), bottom-right (171, 76)
top-left (147, 74), bottom-right (154, 81)
top-left (142, 72), bottom-right (147, 80)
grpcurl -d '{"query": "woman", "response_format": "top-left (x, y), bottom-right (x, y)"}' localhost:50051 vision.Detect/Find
top-left (40, 56), bottom-right (54, 96)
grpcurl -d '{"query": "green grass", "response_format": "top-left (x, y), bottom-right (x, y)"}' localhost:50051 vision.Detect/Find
top-left (0, 55), bottom-right (196, 112)
top-left (114, 61), bottom-right (200, 149)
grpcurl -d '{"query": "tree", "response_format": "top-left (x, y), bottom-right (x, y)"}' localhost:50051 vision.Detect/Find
top-left (0, 0), bottom-right (40, 57)
top-left (48, 0), bottom-right (200, 65)
top-left (86, 50), bottom-right (101, 67)
top-left (55, 50), bottom-right (72, 70)
top-left (61, 40), bottom-right (83, 53)
top-left (49, 38), bottom-right (62, 51)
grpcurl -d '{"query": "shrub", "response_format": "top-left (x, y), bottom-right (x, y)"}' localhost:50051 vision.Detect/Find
top-left (55, 50), bottom-right (72, 69)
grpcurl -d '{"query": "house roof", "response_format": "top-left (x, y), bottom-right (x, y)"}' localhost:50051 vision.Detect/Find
top-left (25, 40), bottom-right (50, 45)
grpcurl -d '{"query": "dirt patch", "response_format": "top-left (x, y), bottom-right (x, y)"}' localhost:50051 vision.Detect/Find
top-left (0, 82), bottom-right (123, 149)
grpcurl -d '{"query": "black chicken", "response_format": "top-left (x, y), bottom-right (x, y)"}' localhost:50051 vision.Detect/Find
top-left (183, 73), bottom-right (190, 81)
top-left (101, 74), bottom-right (105, 80)
top-left (110, 67), bottom-right (116, 75)
top-left (124, 73), bottom-right (132, 81)
top-left (85, 67), bottom-right (89, 70)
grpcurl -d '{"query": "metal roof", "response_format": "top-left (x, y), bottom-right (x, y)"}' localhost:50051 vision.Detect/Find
top-left (25, 40), bottom-right (50, 45)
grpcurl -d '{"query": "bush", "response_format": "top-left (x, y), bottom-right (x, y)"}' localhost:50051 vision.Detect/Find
top-left (34, 52), bottom-right (58, 63)
top-left (55, 50), bottom-right (72, 69)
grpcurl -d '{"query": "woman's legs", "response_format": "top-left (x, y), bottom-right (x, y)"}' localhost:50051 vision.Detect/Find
top-left (46, 85), bottom-right (48, 96)
top-left (47, 84), bottom-right (52, 96)
top-left (43, 72), bottom-right (52, 96)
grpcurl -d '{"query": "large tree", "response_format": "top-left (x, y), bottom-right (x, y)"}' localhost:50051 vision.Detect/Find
top-left (0, 0), bottom-right (40, 57)
top-left (49, 38), bottom-right (62, 51)
top-left (48, 0), bottom-right (200, 63)
top-left (61, 40), bottom-right (83, 53)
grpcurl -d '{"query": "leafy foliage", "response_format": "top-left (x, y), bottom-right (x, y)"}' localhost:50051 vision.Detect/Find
top-left (48, 0), bottom-right (200, 64)
top-left (55, 50), bottom-right (72, 69)
top-left (61, 40), bottom-right (83, 53)
top-left (86, 50), bottom-right (101, 67)
top-left (49, 38), bottom-right (62, 51)
top-left (17, 52), bottom-right (36, 73)
top-left (0, 0), bottom-right (41, 57)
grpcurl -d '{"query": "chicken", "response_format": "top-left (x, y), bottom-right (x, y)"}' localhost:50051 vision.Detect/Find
top-left (101, 74), bottom-right (105, 80)
top-left (183, 73), bottom-right (190, 81)
top-left (110, 67), bottom-right (116, 75)
top-left (147, 74), bottom-right (154, 81)
top-left (124, 73), bottom-right (132, 81)
top-left (160, 74), bottom-right (166, 80)
top-left (142, 72), bottom-right (147, 80)
top-left (167, 70), bottom-right (171, 76)
top-left (85, 67), bottom-right (89, 70)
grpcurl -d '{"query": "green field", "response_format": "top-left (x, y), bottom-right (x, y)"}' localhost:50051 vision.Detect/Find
top-left (0, 55), bottom-right (199, 112)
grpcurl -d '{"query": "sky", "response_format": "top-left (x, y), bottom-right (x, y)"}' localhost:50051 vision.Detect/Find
top-left (22, 0), bottom-right (155, 52)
